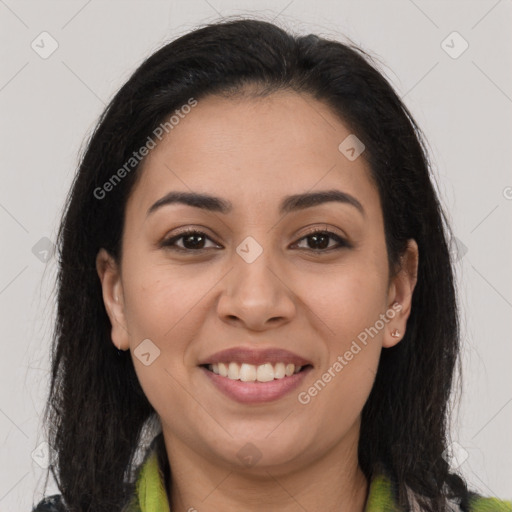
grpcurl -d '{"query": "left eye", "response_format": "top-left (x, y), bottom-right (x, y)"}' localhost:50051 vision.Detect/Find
top-left (161, 228), bottom-right (349, 253)
top-left (294, 229), bottom-right (349, 251)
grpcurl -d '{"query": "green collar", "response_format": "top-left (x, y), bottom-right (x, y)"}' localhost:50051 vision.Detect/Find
top-left (130, 449), bottom-right (400, 512)
top-left (129, 447), bottom-right (512, 512)
top-left (133, 449), bottom-right (170, 512)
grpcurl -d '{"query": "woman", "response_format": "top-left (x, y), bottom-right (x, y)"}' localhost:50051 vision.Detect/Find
top-left (32, 18), bottom-right (511, 512)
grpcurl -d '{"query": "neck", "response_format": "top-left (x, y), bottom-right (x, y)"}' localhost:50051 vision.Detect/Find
top-left (161, 425), bottom-right (369, 512)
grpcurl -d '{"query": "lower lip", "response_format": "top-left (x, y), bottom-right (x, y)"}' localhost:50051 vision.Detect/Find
top-left (200, 366), bottom-right (312, 404)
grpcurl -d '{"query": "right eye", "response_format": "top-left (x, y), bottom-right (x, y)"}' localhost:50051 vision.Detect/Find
top-left (160, 229), bottom-right (221, 252)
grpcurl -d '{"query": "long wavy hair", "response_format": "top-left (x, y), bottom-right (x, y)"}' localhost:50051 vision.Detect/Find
top-left (39, 16), bottom-right (473, 511)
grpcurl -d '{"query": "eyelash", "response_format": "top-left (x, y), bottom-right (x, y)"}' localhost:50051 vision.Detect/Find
top-left (160, 227), bottom-right (351, 254)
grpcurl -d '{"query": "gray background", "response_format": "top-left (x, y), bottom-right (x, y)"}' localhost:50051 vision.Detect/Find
top-left (0, 0), bottom-right (511, 509)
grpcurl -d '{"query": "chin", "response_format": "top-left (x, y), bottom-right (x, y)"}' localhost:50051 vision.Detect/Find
top-left (208, 431), bottom-right (310, 473)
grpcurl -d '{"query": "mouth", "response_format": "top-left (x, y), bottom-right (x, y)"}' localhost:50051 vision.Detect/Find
top-left (197, 346), bottom-right (314, 404)
top-left (199, 361), bottom-right (313, 382)
top-left (197, 346), bottom-right (314, 403)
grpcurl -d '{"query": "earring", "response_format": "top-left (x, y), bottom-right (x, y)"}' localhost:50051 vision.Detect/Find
top-left (390, 328), bottom-right (400, 338)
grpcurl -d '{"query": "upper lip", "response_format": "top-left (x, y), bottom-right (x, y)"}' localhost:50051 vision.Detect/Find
top-left (198, 347), bottom-right (313, 367)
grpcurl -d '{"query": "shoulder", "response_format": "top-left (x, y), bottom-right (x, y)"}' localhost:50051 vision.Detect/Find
top-left (405, 481), bottom-right (512, 512)
top-left (32, 494), bottom-right (67, 511)
top-left (468, 493), bottom-right (512, 511)
top-left (31, 485), bottom-right (139, 512)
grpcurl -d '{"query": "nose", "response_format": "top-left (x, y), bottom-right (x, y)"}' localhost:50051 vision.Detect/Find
top-left (216, 243), bottom-right (297, 332)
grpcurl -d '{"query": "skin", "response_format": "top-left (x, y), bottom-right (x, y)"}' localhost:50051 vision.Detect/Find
top-left (96, 89), bottom-right (418, 512)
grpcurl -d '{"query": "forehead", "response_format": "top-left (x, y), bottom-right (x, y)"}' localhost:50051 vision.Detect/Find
top-left (127, 90), bottom-right (380, 220)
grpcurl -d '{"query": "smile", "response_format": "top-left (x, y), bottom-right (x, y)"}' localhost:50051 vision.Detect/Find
top-left (204, 362), bottom-right (307, 382)
top-left (198, 346), bottom-right (313, 403)
top-left (200, 363), bottom-right (313, 404)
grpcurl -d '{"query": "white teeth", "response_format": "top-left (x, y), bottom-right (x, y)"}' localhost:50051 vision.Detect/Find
top-left (207, 362), bottom-right (304, 382)
top-left (239, 363), bottom-right (256, 382)
top-left (218, 362), bottom-right (228, 377)
top-left (274, 362), bottom-right (285, 379)
top-left (256, 363), bottom-right (275, 382)
top-left (228, 362), bottom-right (239, 379)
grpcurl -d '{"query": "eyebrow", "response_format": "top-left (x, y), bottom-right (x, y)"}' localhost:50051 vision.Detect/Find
top-left (147, 189), bottom-right (365, 218)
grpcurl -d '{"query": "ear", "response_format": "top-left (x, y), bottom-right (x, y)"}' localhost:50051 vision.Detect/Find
top-left (96, 248), bottom-right (130, 351)
top-left (383, 239), bottom-right (419, 348)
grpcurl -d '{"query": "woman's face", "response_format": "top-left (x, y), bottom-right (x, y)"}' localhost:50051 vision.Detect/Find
top-left (97, 90), bottom-right (418, 474)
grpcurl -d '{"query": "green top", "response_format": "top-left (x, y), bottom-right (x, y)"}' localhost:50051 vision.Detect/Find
top-left (126, 446), bottom-right (512, 512)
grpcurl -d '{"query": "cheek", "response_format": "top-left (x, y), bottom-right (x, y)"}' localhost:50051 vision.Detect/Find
top-left (292, 341), bottom-right (381, 460)
top-left (121, 263), bottom-right (202, 420)
top-left (292, 259), bottom-right (387, 408)
top-left (297, 329), bottom-right (382, 434)
top-left (292, 258), bottom-right (388, 342)
top-left (120, 259), bottom-right (215, 389)
top-left (122, 259), bottom-right (203, 340)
